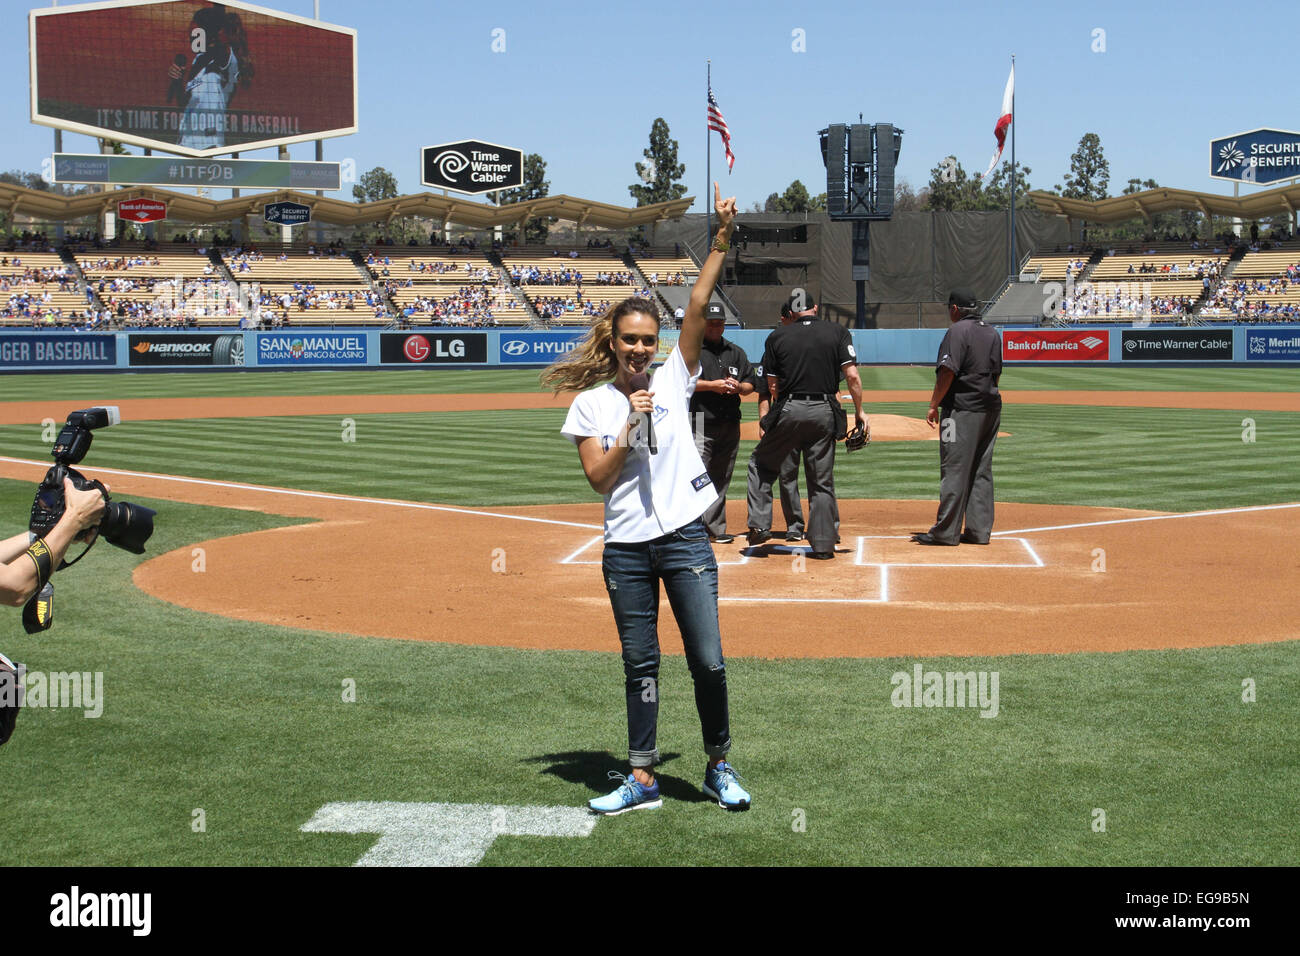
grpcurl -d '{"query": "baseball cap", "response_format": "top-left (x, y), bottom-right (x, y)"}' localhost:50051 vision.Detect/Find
top-left (706, 303), bottom-right (725, 321)
top-left (948, 288), bottom-right (979, 310)
top-left (779, 303), bottom-right (792, 319)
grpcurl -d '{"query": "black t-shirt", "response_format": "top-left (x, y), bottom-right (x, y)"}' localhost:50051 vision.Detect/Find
top-left (936, 317), bottom-right (1002, 414)
top-left (689, 336), bottom-right (756, 424)
top-left (760, 319), bottom-right (856, 396)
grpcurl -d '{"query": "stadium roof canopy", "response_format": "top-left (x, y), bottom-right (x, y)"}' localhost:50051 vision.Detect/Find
top-left (1027, 182), bottom-right (1300, 223)
top-left (0, 183), bottom-right (694, 229)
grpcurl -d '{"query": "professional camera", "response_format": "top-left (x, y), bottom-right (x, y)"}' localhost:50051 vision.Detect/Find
top-left (29, 407), bottom-right (156, 557)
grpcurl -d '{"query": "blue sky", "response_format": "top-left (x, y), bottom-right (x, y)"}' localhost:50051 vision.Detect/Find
top-left (4, 0), bottom-right (1294, 213)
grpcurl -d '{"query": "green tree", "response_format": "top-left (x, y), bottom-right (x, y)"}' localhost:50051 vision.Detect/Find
top-left (893, 179), bottom-right (928, 212)
top-left (0, 170), bottom-right (52, 192)
top-left (628, 118), bottom-right (687, 207)
top-left (1061, 133), bottom-right (1110, 200)
top-left (490, 153), bottom-right (552, 242)
top-left (782, 179), bottom-right (812, 213)
top-left (810, 192), bottom-right (828, 212)
top-left (763, 192), bottom-right (783, 213)
top-left (353, 166), bottom-right (399, 204)
top-left (925, 156), bottom-right (982, 211)
top-left (979, 163), bottom-right (1034, 210)
top-left (1123, 177), bottom-right (1159, 195)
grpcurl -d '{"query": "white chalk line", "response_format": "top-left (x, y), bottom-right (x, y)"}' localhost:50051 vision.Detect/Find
top-left (0, 456), bottom-right (603, 531)
top-left (993, 501), bottom-right (1300, 535)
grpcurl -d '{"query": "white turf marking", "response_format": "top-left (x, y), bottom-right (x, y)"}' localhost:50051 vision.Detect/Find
top-left (0, 456), bottom-right (603, 531)
top-left (994, 501), bottom-right (1300, 536)
top-left (300, 801), bottom-right (597, 867)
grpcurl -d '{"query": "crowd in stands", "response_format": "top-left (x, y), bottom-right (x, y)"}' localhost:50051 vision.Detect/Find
top-left (259, 282), bottom-right (384, 315)
top-left (1060, 285), bottom-right (1195, 320)
top-left (531, 294), bottom-right (605, 319)
top-left (394, 286), bottom-right (501, 326)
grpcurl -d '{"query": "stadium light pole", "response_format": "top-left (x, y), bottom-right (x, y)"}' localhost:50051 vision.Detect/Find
top-left (315, 0), bottom-right (325, 246)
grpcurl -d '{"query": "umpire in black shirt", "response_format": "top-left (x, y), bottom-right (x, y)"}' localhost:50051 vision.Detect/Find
top-left (691, 303), bottom-right (756, 542)
top-left (745, 294), bottom-right (865, 559)
top-left (913, 289), bottom-right (1003, 546)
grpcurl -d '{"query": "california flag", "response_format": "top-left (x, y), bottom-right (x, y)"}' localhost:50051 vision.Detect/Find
top-left (980, 64), bottom-right (1014, 180)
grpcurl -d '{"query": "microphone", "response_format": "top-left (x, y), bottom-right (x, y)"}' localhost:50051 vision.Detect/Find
top-left (628, 372), bottom-right (657, 454)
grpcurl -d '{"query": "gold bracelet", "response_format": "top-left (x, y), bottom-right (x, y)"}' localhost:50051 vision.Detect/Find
top-left (711, 236), bottom-right (730, 253)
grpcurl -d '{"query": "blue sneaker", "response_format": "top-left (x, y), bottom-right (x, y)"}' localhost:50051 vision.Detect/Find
top-left (588, 771), bottom-right (662, 815)
top-left (703, 761), bottom-right (752, 811)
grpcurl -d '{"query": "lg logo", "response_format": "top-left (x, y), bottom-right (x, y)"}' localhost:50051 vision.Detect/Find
top-left (403, 335), bottom-right (430, 362)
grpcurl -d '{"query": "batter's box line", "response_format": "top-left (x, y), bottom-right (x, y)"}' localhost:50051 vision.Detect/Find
top-left (854, 535), bottom-right (1044, 569)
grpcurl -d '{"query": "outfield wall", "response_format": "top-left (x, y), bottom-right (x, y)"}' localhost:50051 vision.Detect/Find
top-left (1, 326), bottom-right (1297, 370)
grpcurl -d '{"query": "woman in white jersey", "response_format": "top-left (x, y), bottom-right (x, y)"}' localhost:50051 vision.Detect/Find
top-left (544, 184), bottom-right (750, 814)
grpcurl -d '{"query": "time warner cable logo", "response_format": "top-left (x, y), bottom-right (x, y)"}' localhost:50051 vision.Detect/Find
top-left (50, 886), bottom-right (151, 936)
top-left (432, 150), bottom-right (470, 179)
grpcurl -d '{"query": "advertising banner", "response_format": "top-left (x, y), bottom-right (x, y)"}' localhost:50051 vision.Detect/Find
top-left (1245, 328), bottom-right (1300, 361)
top-left (497, 331), bottom-right (584, 364)
top-left (1002, 329), bottom-right (1109, 361)
top-left (31, 0), bottom-right (358, 158)
top-left (118, 197), bottom-right (167, 223)
top-left (1120, 329), bottom-right (1233, 361)
top-left (380, 332), bottom-right (487, 365)
top-left (256, 332), bottom-right (366, 365)
top-left (0, 335), bottom-right (115, 367)
top-left (1210, 128), bottom-right (1300, 186)
top-left (54, 154), bottom-right (340, 190)
top-left (263, 200), bottom-right (312, 226)
top-left (129, 333), bottom-right (244, 366)
top-left (420, 140), bottom-right (523, 195)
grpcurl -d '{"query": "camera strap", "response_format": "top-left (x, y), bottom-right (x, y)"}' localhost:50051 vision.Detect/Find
top-left (59, 537), bottom-right (96, 569)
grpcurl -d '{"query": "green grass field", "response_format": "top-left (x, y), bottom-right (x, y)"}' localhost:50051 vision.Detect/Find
top-left (0, 366), bottom-right (1297, 866)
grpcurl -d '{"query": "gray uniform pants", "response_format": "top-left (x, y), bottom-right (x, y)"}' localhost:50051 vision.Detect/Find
top-left (928, 406), bottom-right (1000, 544)
top-left (693, 420), bottom-right (741, 537)
top-left (779, 450), bottom-right (841, 537)
top-left (746, 399), bottom-right (839, 552)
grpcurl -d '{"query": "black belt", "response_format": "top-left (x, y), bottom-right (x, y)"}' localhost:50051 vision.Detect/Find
top-left (787, 392), bottom-right (836, 401)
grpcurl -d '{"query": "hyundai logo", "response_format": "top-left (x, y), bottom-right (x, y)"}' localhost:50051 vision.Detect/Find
top-left (502, 340), bottom-right (531, 356)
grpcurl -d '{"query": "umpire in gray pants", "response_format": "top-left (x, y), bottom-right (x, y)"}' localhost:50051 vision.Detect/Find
top-left (913, 289), bottom-right (1003, 546)
top-left (745, 295), bottom-right (864, 559)
top-left (691, 304), bottom-right (756, 542)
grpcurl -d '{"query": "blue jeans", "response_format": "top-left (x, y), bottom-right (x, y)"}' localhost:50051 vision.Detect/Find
top-left (601, 518), bottom-right (732, 768)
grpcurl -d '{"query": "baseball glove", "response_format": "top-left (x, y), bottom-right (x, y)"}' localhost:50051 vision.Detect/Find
top-left (844, 423), bottom-right (870, 452)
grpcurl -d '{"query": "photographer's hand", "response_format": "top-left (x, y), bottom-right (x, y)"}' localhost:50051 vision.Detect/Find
top-left (0, 479), bottom-right (108, 607)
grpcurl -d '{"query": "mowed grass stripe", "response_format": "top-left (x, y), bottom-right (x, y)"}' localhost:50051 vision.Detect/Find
top-left (1, 404), bottom-right (1295, 511)
top-left (1, 364), bottom-right (1297, 404)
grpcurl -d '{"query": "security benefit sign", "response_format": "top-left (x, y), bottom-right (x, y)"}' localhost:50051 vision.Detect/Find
top-left (380, 332), bottom-right (487, 365)
top-left (421, 140), bottom-right (522, 195)
top-left (257, 332), bottom-right (367, 365)
top-left (498, 331), bottom-right (584, 364)
top-left (129, 333), bottom-right (244, 366)
top-left (1002, 329), bottom-right (1109, 361)
top-left (1246, 328), bottom-right (1300, 361)
top-left (1121, 329), bottom-right (1233, 361)
top-left (0, 335), bottom-right (115, 367)
top-left (264, 200), bottom-right (311, 226)
top-left (1210, 129), bottom-right (1300, 185)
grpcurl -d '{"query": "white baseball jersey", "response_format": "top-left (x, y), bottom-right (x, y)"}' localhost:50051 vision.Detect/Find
top-left (562, 344), bottom-right (716, 543)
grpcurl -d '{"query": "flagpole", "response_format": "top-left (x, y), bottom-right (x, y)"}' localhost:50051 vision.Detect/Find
top-left (1009, 54), bottom-right (1017, 279)
top-left (707, 60), bottom-right (713, 247)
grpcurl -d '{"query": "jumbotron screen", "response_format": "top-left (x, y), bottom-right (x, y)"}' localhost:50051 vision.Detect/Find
top-left (30, 0), bottom-right (357, 157)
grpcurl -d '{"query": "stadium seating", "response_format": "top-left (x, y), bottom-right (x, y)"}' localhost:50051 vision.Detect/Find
top-left (0, 251), bottom-right (88, 326)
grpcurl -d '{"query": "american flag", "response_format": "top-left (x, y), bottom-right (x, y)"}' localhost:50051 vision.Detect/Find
top-left (707, 87), bottom-right (735, 172)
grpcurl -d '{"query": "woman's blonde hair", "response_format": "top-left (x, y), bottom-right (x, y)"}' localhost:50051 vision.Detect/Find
top-left (540, 296), bottom-right (660, 393)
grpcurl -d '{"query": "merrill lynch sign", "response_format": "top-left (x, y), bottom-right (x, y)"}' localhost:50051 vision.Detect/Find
top-left (1210, 128), bottom-right (1300, 186)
